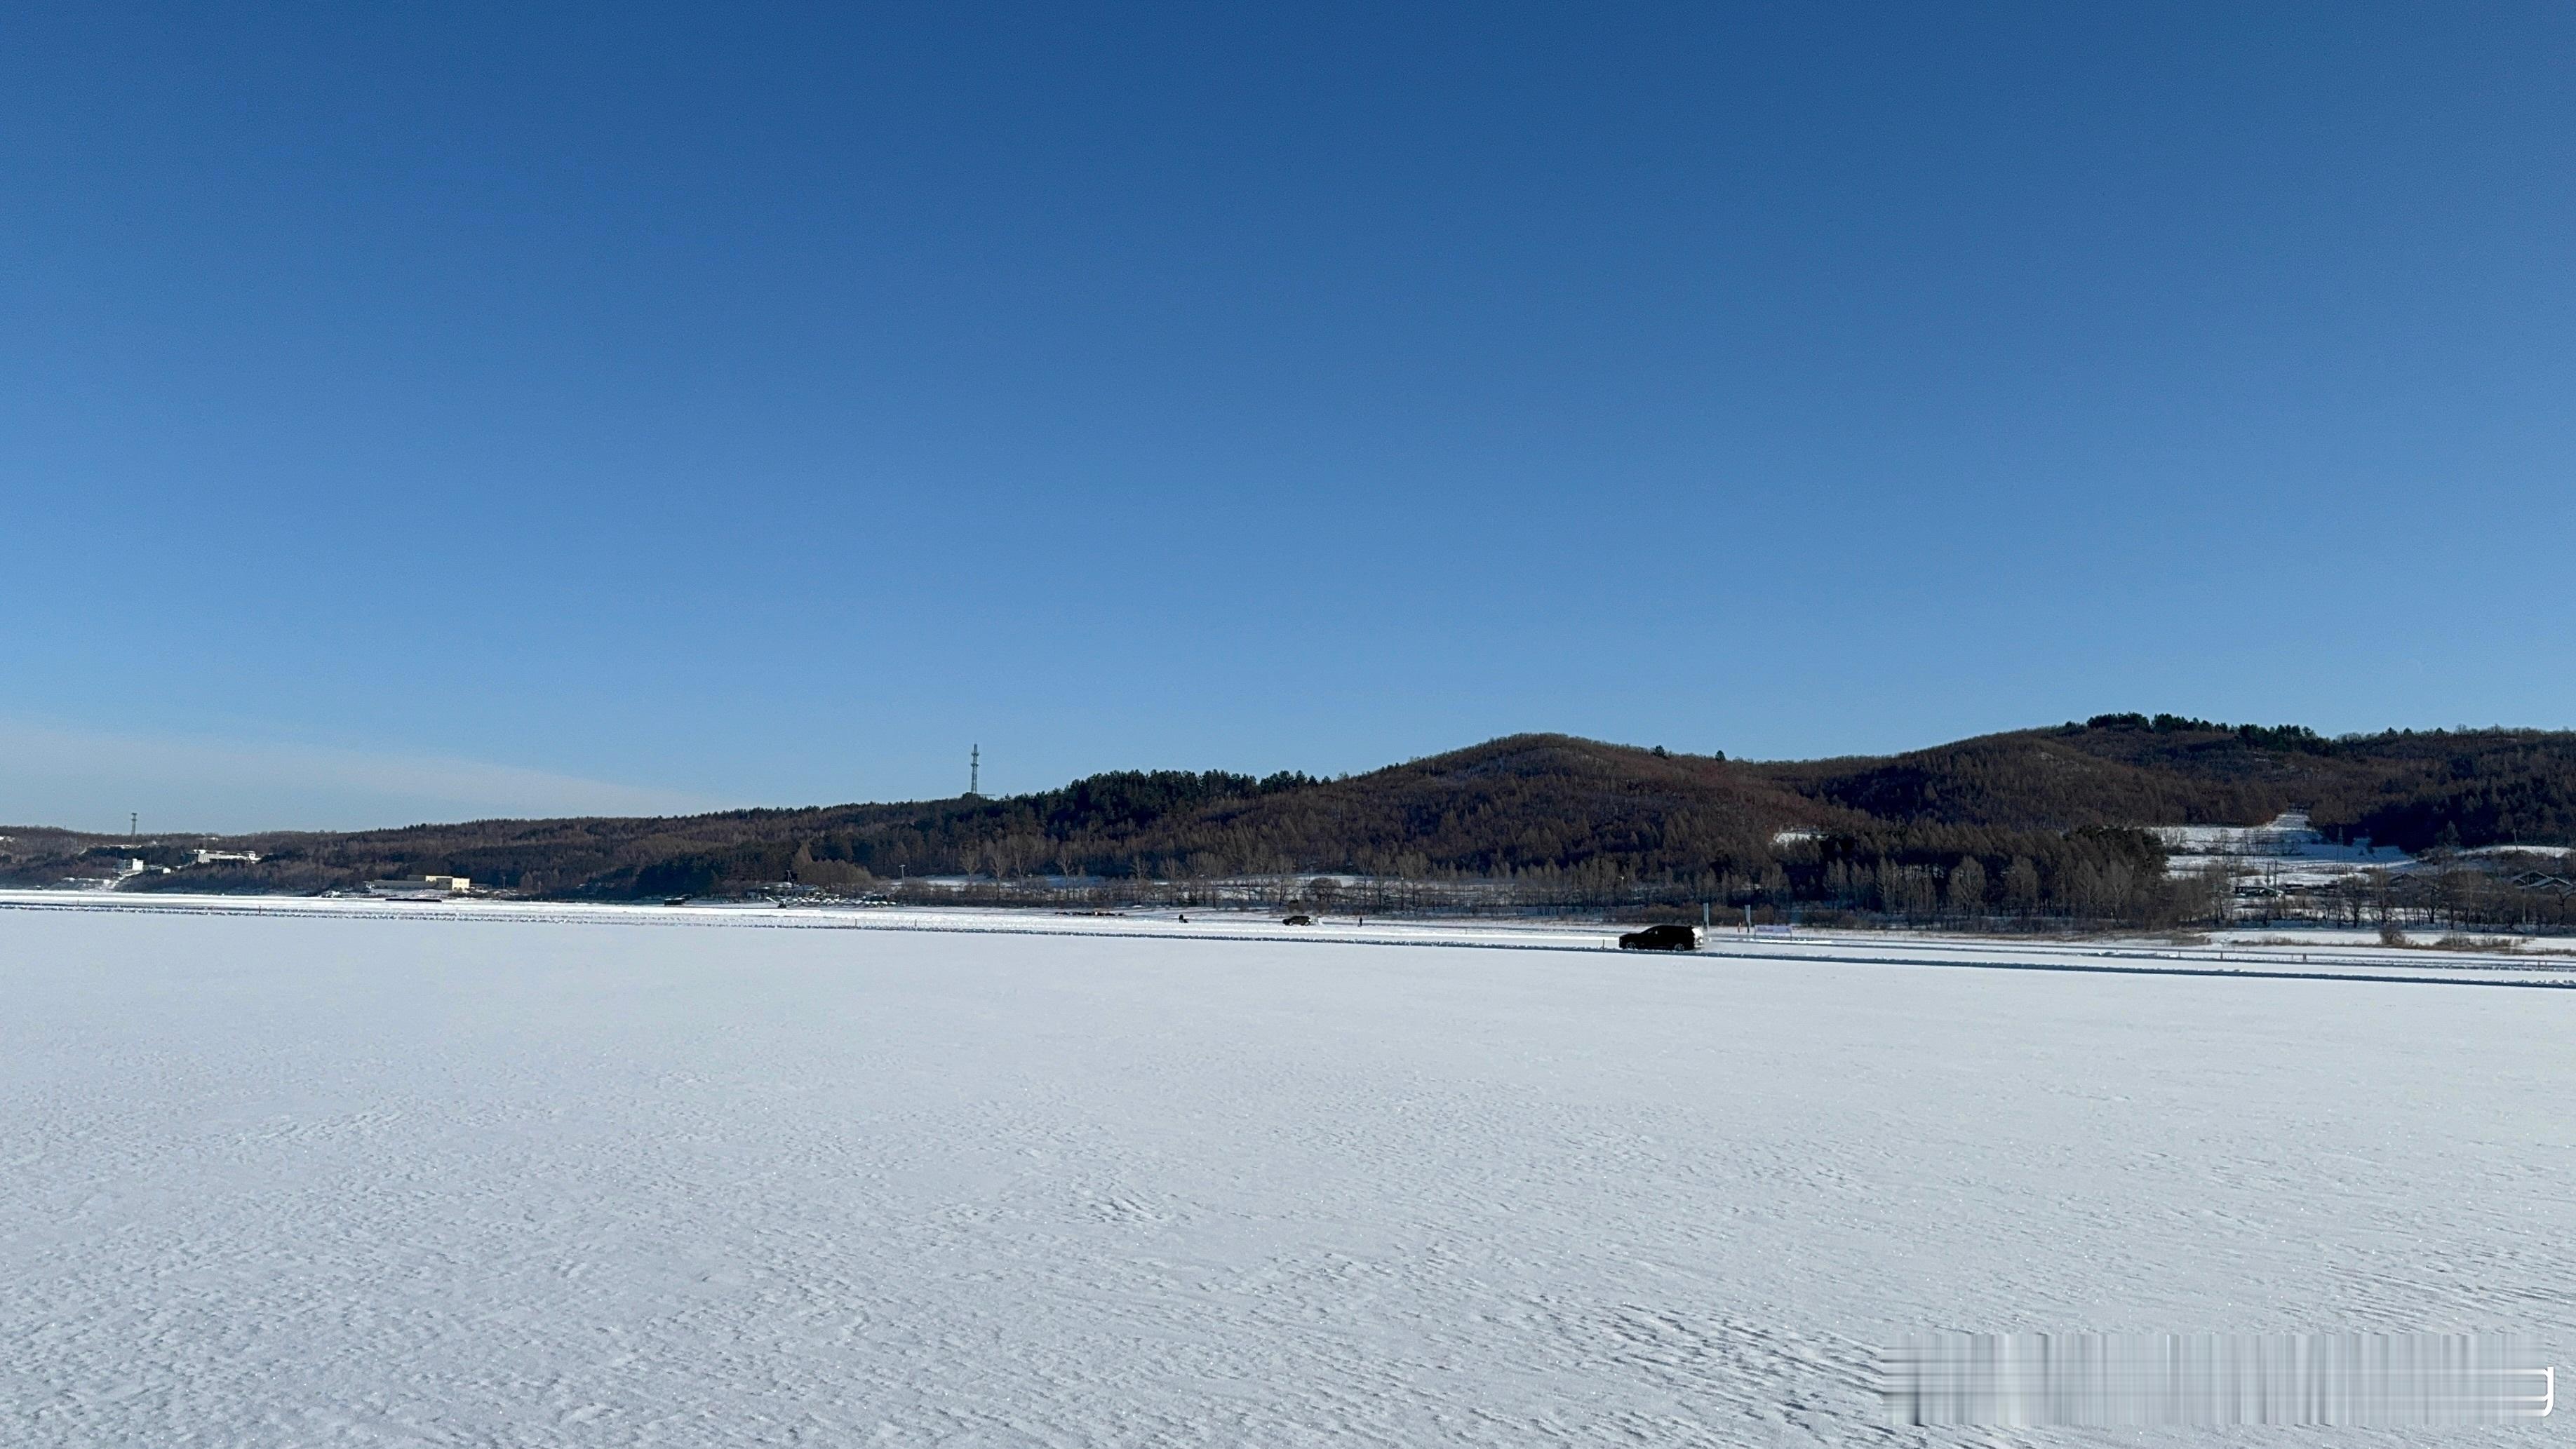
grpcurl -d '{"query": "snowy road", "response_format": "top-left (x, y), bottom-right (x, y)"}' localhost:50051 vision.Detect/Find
top-left (4, 904), bottom-right (2570, 1445)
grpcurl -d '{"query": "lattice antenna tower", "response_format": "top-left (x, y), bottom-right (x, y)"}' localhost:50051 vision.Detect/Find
top-left (969, 743), bottom-right (980, 798)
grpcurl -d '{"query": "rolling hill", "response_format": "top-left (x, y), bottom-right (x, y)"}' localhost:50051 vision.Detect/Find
top-left (10, 718), bottom-right (2576, 922)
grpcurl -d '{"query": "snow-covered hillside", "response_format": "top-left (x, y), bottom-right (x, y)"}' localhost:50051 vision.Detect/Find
top-left (4, 902), bottom-right (2569, 1445)
top-left (2156, 811), bottom-right (2411, 888)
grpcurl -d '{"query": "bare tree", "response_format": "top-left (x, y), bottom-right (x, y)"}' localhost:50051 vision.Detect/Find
top-left (1946, 858), bottom-right (1987, 922)
top-left (2001, 856), bottom-right (2041, 917)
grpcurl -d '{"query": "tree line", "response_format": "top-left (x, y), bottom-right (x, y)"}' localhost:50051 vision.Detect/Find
top-left (11, 722), bottom-right (2575, 932)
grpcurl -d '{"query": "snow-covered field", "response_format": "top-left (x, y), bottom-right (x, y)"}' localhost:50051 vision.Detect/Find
top-left (4, 899), bottom-right (2572, 1446)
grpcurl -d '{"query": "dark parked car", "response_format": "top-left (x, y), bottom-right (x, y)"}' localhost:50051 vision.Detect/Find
top-left (1282, 914), bottom-right (1315, 926)
top-left (1618, 924), bottom-right (1699, 952)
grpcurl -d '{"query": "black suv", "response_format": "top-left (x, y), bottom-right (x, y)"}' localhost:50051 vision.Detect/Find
top-left (1617, 924), bottom-right (1699, 952)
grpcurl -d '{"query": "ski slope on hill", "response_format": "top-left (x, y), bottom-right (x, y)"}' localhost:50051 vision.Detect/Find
top-left (4, 904), bottom-right (2570, 1445)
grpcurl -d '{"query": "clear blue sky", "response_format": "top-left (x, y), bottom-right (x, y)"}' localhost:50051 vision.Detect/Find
top-left (5, 3), bottom-right (2571, 832)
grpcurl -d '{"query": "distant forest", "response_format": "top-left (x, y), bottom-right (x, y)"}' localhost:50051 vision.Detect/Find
top-left (11, 717), bottom-right (2576, 931)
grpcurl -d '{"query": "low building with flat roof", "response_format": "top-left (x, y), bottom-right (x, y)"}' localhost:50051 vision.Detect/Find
top-left (369, 875), bottom-right (471, 899)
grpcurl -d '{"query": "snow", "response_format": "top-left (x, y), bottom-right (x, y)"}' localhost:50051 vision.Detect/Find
top-left (6, 898), bottom-right (2573, 1446)
top-left (2155, 812), bottom-right (2419, 889)
top-left (2460, 844), bottom-right (2576, 861)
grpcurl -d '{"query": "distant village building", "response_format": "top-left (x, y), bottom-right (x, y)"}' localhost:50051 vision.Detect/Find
top-left (368, 875), bottom-right (471, 899)
top-left (192, 849), bottom-right (262, 865)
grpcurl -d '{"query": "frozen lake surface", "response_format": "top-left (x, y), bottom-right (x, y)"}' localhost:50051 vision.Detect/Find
top-left (4, 902), bottom-right (2570, 1445)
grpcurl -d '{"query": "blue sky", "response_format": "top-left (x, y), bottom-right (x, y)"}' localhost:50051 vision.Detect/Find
top-left (5, 3), bottom-right (2571, 832)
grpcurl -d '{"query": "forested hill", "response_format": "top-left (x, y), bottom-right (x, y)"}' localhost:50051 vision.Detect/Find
top-left (1767, 716), bottom-right (2576, 846)
top-left (11, 717), bottom-right (2576, 900)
